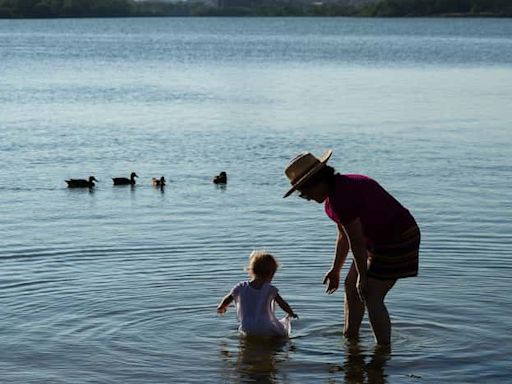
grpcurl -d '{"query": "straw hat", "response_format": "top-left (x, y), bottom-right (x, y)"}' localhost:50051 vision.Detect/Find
top-left (283, 149), bottom-right (332, 198)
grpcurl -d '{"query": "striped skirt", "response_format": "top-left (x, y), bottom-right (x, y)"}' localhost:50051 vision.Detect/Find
top-left (367, 225), bottom-right (421, 280)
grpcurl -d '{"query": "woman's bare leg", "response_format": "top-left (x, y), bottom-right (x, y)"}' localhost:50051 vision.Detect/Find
top-left (366, 277), bottom-right (396, 345)
top-left (343, 262), bottom-right (365, 339)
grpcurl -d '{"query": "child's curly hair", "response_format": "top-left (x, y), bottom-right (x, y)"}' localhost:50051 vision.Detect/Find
top-left (246, 250), bottom-right (279, 279)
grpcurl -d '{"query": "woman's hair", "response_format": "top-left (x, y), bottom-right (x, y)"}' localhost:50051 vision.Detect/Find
top-left (300, 165), bottom-right (336, 190)
top-left (246, 251), bottom-right (279, 279)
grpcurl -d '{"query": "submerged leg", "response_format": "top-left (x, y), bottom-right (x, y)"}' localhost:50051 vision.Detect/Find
top-left (366, 277), bottom-right (396, 345)
top-left (343, 262), bottom-right (365, 340)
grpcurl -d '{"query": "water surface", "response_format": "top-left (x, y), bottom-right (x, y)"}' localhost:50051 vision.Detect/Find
top-left (1, 17), bottom-right (511, 383)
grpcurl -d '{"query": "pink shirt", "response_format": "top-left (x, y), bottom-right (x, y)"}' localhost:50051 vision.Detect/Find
top-left (325, 174), bottom-right (416, 247)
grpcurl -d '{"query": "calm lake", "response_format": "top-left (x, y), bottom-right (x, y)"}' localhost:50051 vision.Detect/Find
top-left (1, 17), bottom-right (511, 383)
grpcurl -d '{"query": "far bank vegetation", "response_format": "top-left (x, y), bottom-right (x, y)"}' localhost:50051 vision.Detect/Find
top-left (0, 0), bottom-right (510, 18)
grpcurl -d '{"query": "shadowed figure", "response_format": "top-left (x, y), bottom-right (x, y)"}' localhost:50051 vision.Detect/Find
top-left (112, 172), bottom-right (138, 186)
top-left (283, 150), bottom-right (420, 346)
top-left (65, 176), bottom-right (97, 188)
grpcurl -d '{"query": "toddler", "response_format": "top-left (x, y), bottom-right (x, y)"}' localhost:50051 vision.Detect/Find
top-left (217, 251), bottom-right (298, 337)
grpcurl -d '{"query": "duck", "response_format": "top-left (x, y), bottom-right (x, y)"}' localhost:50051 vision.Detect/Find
top-left (213, 171), bottom-right (227, 184)
top-left (65, 176), bottom-right (98, 188)
top-left (113, 172), bottom-right (138, 186)
top-left (152, 176), bottom-right (166, 187)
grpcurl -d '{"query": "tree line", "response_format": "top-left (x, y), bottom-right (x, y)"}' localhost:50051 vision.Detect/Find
top-left (0, 0), bottom-right (510, 18)
top-left (363, 0), bottom-right (512, 16)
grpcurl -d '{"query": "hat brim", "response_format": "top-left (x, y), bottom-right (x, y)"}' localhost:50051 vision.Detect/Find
top-left (283, 149), bottom-right (332, 198)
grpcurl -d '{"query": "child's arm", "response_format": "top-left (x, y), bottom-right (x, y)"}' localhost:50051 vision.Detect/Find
top-left (275, 293), bottom-right (298, 319)
top-left (217, 293), bottom-right (234, 315)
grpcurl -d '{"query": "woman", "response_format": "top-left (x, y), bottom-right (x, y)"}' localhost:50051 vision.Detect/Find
top-left (283, 149), bottom-right (420, 345)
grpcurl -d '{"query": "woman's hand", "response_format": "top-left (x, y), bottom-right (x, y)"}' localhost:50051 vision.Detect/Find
top-left (323, 268), bottom-right (340, 294)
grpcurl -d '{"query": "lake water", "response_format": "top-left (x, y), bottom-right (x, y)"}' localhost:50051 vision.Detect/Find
top-left (1, 17), bottom-right (511, 383)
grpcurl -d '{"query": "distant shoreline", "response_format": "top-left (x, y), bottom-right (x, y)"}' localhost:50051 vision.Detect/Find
top-left (0, 14), bottom-right (510, 19)
top-left (0, 0), bottom-right (510, 19)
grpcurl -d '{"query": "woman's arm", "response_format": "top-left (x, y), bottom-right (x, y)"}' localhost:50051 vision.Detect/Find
top-left (275, 293), bottom-right (298, 318)
top-left (217, 293), bottom-right (234, 315)
top-left (323, 223), bottom-right (350, 294)
top-left (343, 218), bottom-right (368, 301)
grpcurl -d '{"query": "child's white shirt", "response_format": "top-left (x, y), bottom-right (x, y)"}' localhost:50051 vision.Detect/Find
top-left (230, 281), bottom-right (291, 337)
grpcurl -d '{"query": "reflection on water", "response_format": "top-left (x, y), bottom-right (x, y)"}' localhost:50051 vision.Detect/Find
top-left (221, 337), bottom-right (390, 384)
top-left (341, 342), bottom-right (389, 384)
top-left (154, 184), bottom-right (165, 193)
top-left (215, 184), bottom-right (227, 192)
top-left (220, 336), bottom-right (292, 384)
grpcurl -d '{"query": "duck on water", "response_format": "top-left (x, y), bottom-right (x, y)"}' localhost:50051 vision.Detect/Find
top-left (65, 176), bottom-right (98, 188)
top-left (152, 176), bottom-right (166, 187)
top-left (213, 171), bottom-right (227, 184)
top-left (113, 172), bottom-right (138, 186)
